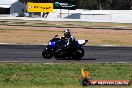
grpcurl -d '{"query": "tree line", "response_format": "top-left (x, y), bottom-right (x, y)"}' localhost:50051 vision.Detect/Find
top-left (76, 0), bottom-right (132, 10)
top-left (20, 0), bottom-right (132, 10)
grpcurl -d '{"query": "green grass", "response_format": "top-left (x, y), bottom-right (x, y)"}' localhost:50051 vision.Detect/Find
top-left (0, 63), bottom-right (131, 88)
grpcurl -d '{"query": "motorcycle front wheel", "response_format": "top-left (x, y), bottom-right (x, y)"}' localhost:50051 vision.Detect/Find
top-left (42, 49), bottom-right (53, 59)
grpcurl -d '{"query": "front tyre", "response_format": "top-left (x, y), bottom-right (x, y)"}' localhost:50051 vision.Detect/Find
top-left (42, 49), bottom-right (53, 59)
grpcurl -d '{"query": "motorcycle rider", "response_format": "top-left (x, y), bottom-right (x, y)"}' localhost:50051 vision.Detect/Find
top-left (63, 29), bottom-right (76, 51)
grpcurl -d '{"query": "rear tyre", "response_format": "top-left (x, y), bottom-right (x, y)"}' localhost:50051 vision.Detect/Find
top-left (42, 49), bottom-right (53, 59)
top-left (75, 48), bottom-right (84, 59)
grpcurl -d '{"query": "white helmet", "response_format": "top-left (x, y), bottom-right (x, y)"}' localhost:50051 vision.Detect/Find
top-left (64, 29), bottom-right (71, 38)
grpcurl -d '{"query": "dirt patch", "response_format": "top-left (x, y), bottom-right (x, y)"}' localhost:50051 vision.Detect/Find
top-left (0, 25), bottom-right (132, 46)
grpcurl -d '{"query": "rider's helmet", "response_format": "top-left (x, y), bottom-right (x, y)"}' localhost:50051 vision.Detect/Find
top-left (64, 29), bottom-right (71, 38)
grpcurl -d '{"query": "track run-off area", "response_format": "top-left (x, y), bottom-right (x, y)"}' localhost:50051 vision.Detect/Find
top-left (0, 45), bottom-right (132, 63)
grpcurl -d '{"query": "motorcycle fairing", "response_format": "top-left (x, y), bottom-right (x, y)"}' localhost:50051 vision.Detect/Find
top-left (78, 40), bottom-right (87, 45)
top-left (48, 42), bottom-right (55, 48)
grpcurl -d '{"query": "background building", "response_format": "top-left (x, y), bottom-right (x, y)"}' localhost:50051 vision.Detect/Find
top-left (0, 0), bottom-right (26, 16)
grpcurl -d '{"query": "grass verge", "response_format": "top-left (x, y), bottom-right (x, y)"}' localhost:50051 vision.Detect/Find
top-left (0, 63), bottom-right (131, 88)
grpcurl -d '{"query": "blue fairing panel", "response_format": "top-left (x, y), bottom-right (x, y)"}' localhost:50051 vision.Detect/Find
top-left (48, 42), bottom-right (55, 48)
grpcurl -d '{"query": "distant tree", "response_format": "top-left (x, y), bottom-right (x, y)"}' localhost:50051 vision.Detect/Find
top-left (99, 0), bottom-right (113, 10)
top-left (112, 0), bottom-right (130, 10)
top-left (76, 0), bottom-right (99, 9)
top-left (130, 0), bottom-right (132, 9)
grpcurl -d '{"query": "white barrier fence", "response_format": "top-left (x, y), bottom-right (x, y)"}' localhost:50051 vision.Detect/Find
top-left (1, 9), bottom-right (132, 23)
top-left (47, 10), bottom-right (132, 23)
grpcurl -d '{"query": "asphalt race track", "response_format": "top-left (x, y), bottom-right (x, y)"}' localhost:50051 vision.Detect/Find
top-left (0, 45), bottom-right (132, 63)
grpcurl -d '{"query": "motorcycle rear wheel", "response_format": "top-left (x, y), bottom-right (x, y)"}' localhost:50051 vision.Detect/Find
top-left (74, 48), bottom-right (84, 59)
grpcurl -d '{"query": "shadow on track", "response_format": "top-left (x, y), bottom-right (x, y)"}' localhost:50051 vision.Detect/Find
top-left (56, 58), bottom-right (96, 61)
top-left (80, 58), bottom-right (96, 60)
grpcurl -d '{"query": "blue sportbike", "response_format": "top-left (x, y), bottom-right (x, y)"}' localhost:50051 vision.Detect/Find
top-left (42, 35), bottom-right (88, 59)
